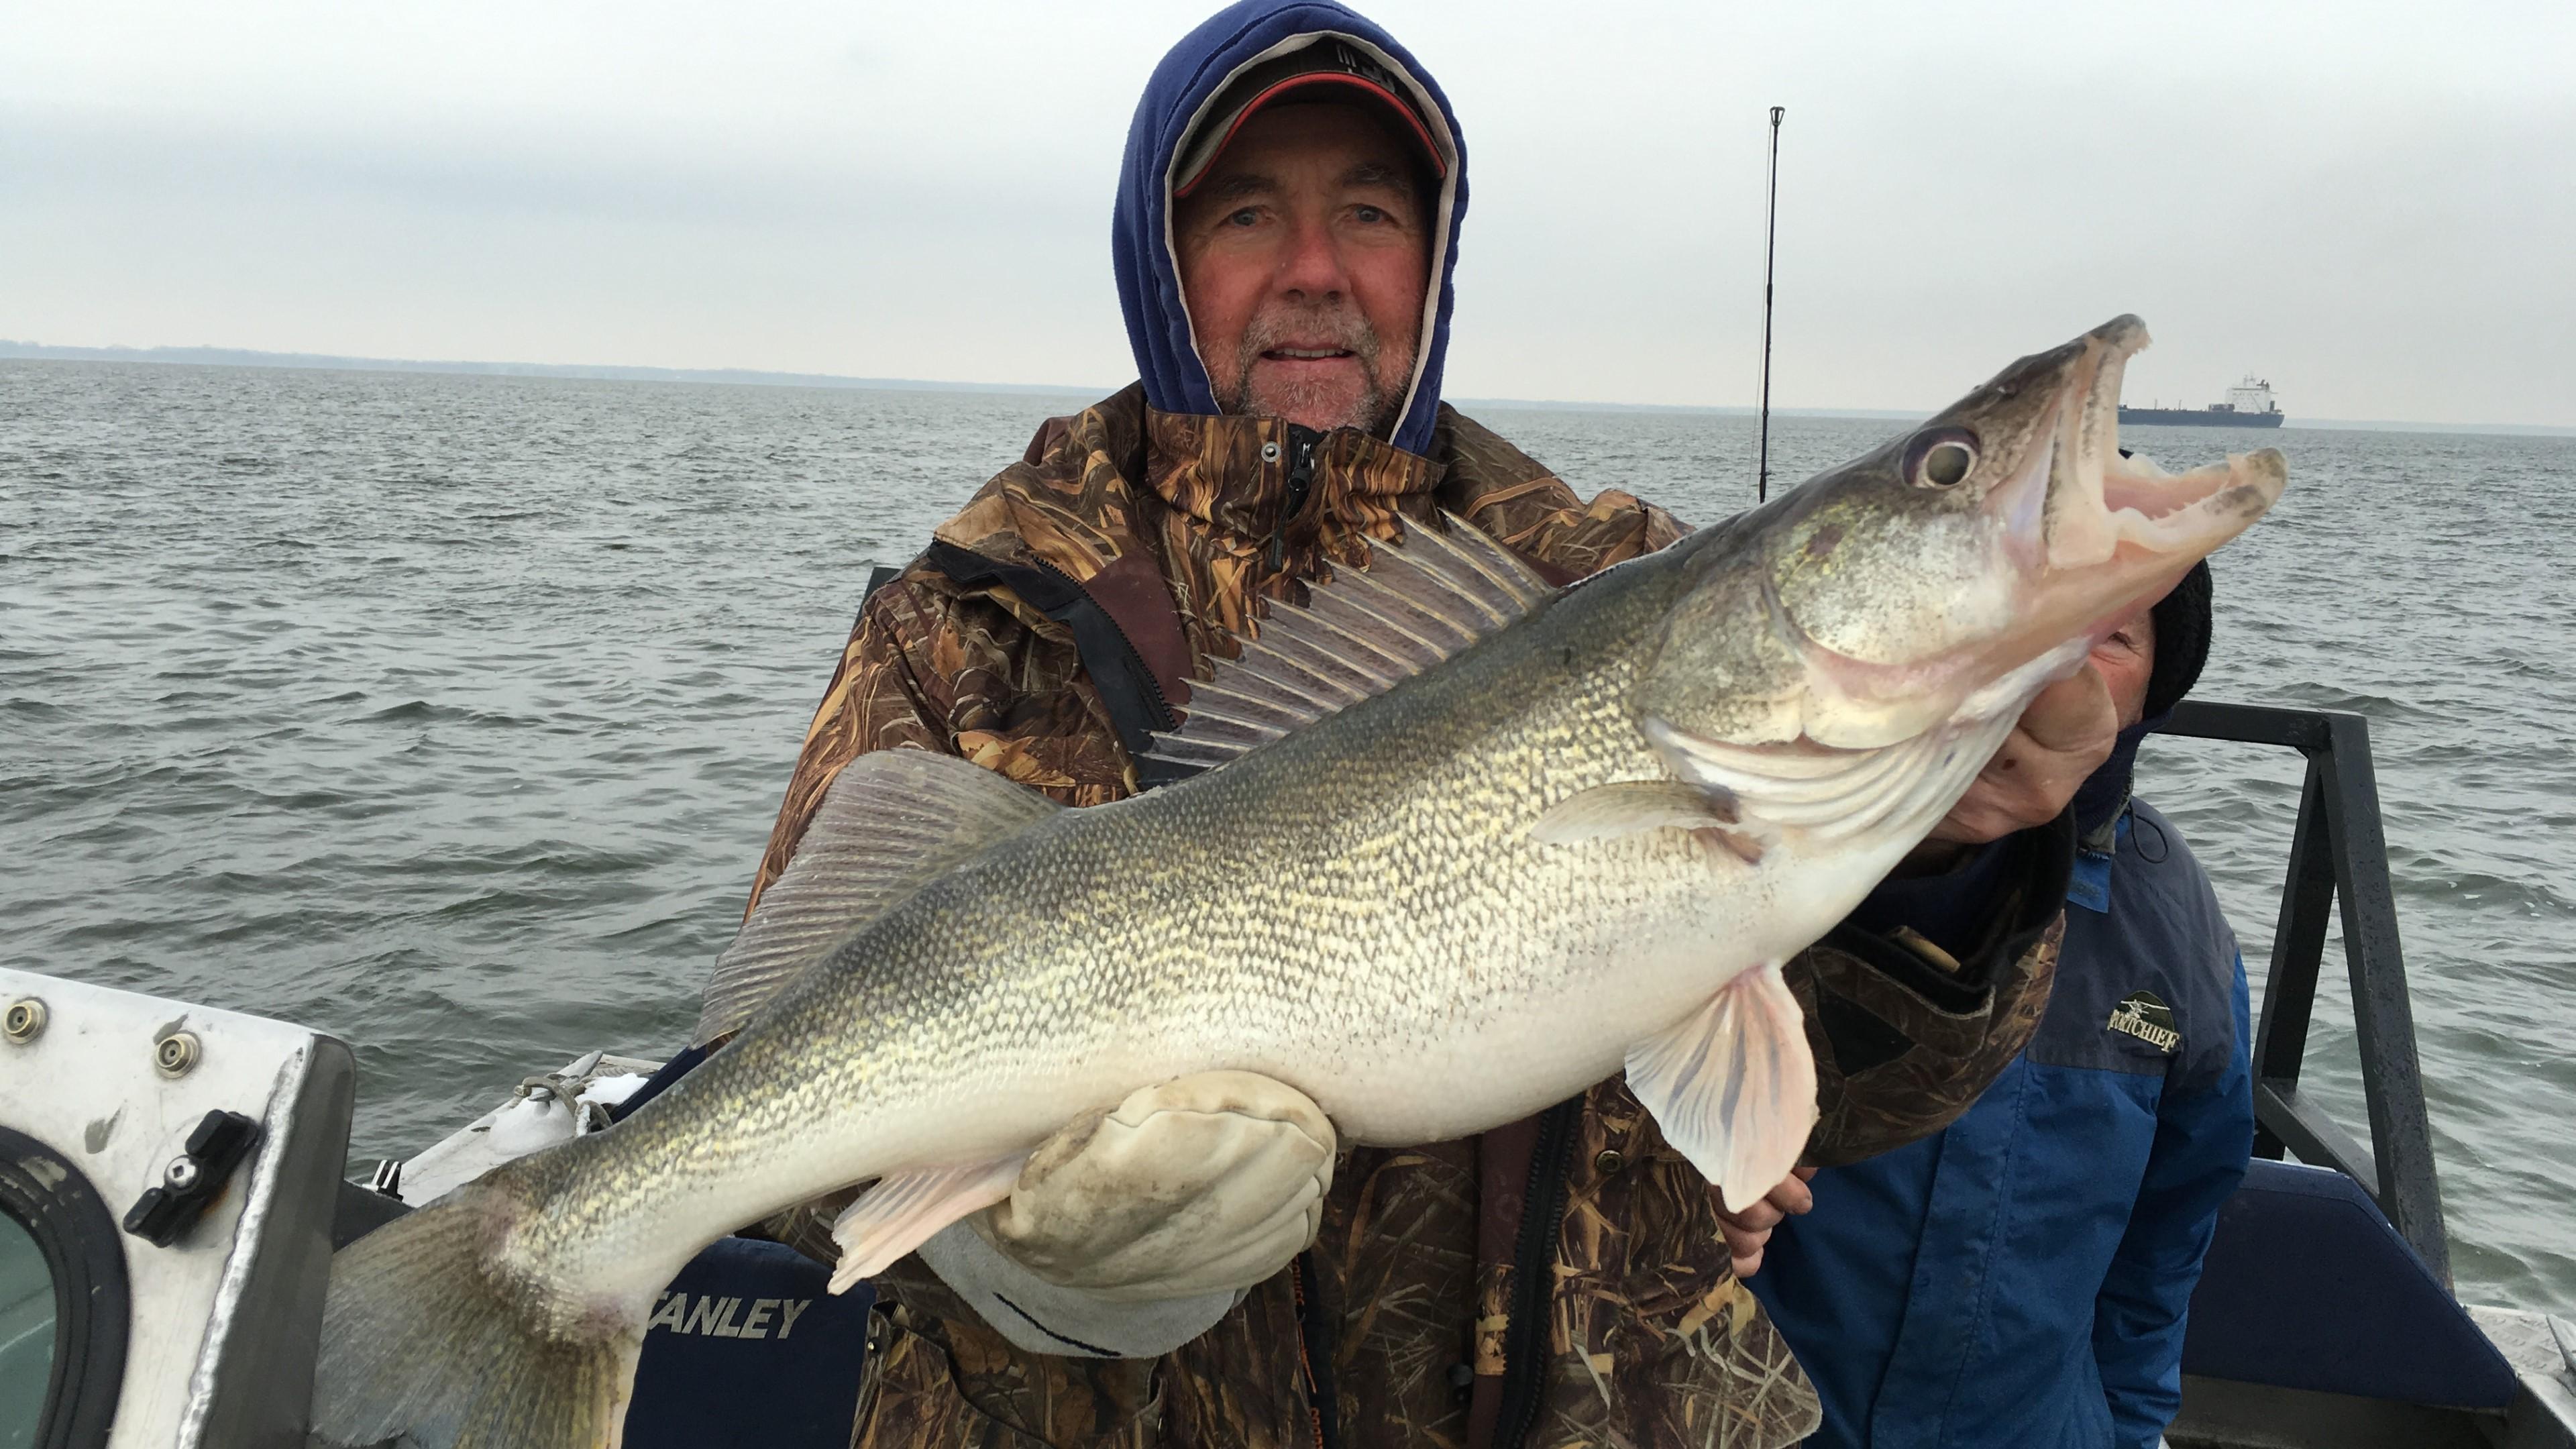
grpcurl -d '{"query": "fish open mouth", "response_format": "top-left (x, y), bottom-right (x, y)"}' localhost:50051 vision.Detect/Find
top-left (2001, 315), bottom-right (2287, 642)
top-left (1725, 315), bottom-right (2289, 752)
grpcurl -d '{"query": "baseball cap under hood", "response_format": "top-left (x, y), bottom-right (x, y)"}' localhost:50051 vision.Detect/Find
top-left (1114, 1), bottom-right (1466, 455)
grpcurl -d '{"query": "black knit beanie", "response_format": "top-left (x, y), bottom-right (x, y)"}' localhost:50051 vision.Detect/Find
top-left (2144, 558), bottom-right (2214, 720)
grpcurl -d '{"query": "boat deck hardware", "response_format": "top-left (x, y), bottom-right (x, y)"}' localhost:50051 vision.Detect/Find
top-left (153, 1028), bottom-right (202, 1079)
top-left (121, 1110), bottom-right (260, 1248)
top-left (3, 996), bottom-right (44, 1044)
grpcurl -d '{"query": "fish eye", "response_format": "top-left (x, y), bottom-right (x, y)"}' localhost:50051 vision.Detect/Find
top-left (1903, 427), bottom-right (1980, 488)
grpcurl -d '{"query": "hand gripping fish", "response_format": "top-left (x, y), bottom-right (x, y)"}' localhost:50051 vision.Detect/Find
top-left (311, 316), bottom-right (2285, 1447)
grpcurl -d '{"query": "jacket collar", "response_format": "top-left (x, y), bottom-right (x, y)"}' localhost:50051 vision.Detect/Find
top-left (1140, 402), bottom-right (1446, 543)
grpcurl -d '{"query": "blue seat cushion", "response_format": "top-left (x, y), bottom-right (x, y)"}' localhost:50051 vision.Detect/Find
top-left (2180, 1159), bottom-right (2514, 1408)
top-left (626, 1236), bottom-right (876, 1446)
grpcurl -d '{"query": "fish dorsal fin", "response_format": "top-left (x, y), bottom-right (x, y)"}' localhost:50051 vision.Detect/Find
top-left (1144, 514), bottom-right (1552, 774)
top-left (692, 749), bottom-right (1063, 1045)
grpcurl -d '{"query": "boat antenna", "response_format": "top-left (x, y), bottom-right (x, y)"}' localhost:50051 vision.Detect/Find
top-left (1757, 105), bottom-right (1784, 502)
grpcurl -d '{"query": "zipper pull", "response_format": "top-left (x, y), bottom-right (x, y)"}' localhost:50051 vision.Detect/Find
top-left (1267, 427), bottom-right (1323, 572)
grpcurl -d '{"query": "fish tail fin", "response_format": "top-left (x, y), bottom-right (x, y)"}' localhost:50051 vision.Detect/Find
top-left (309, 1179), bottom-right (642, 1449)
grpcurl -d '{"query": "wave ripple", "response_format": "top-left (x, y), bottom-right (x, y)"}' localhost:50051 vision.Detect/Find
top-left (5, 362), bottom-right (2571, 1312)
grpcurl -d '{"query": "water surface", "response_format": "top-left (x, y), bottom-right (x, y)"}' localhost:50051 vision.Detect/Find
top-left (3, 360), bottom-right (2567, 1309)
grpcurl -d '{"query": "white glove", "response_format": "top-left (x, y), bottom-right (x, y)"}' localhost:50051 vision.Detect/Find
top-left (918, 1071), bottom-right (1337, 1357)
top-left (990, 1070), bottom-right (1338, 1297)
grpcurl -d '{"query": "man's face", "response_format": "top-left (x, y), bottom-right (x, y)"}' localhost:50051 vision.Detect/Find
top-left (2089, 604), bottom-right (2157, 729)
top-left (1173, 101), bottom-right (1430, 435)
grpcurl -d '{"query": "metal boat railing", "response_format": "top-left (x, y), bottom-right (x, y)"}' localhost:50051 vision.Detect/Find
top-left (2159, 701), bottom-right (2449, 1282)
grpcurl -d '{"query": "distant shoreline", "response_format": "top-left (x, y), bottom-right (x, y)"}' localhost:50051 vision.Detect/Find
top-left (6, 339), bottom-right (2569, 439)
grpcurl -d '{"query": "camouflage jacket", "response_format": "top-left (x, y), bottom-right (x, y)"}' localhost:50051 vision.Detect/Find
top-left (746, 384), bottom-right (2068, 1449)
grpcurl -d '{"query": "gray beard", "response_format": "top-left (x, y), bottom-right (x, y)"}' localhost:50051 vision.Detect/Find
top-left (1209, 303), bottom-right (1415, 436)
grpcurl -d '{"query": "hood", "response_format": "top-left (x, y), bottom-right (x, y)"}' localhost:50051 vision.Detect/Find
top-left (1114, 0), bottom-right (1466, 455)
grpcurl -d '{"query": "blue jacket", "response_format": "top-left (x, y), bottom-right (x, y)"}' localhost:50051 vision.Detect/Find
top-left (1750, 800), bottom-right (2254, 1449)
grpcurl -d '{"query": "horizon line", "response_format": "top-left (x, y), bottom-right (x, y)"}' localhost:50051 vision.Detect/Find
top-left (5, 339), bottom-right (2571, 439)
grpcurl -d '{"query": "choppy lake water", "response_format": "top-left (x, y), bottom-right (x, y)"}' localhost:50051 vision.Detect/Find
top-left (3, 360), bottom-right (2569, 1311)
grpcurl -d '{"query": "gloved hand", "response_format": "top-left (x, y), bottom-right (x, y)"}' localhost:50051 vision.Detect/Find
top-left (917, 1071), bottom-right (1337, 1358)
top-left (982, 1069), bottom-right (1338, 1301)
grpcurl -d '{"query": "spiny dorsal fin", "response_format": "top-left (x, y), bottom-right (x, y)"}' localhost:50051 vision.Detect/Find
top-left (692, 749), bottom-right (1062, 1045)
top-left (1144, 514), bottom-right (1552, 774)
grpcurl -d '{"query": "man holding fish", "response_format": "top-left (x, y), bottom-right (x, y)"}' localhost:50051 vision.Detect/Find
top-left (309, 3), bottom-right (2286, 1446)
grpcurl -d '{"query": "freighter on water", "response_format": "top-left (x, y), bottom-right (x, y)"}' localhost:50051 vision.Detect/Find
top-left (2118, 374), bottom-right (2287, 428)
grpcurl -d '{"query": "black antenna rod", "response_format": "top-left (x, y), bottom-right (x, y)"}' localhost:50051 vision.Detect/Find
top-left (1757, 104), bottom-right (1784, 502)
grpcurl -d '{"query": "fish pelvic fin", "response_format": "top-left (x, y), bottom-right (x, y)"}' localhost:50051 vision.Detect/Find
top-left (310, 1182), bottom-right (643, 1449)
top-left (829, 1154), bottom-right (1031, 1293)
top-left (1625, 959), bottom-right (1819, 1213)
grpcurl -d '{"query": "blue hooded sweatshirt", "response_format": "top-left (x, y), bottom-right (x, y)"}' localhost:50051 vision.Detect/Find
top-left (1112, 0), bottom-right (1466, 456)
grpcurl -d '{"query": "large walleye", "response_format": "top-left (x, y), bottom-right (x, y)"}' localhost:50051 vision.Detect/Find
top-left (312, 315), bottom-right (2284, 1447)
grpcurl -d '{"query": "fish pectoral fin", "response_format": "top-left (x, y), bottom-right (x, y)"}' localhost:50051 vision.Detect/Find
top-left (1624, 959), bottom-right (1819, 1213)
top-left (829, 1155), bottom-right (1030, 1294)
top-left (1529, 780), bottom-right (1743, 846)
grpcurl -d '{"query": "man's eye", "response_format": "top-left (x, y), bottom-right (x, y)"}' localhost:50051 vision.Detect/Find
top-left (1354, 205), bottom-right (1384, 223)
top-left (1227, 209), bottom-right (1260, 227)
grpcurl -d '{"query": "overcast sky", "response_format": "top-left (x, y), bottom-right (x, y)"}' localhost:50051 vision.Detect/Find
top-left (5, 1), bottom-right (2571, 425)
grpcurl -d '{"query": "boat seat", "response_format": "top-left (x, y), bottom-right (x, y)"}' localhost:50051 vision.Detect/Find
top-left (626, 1235), bottom-right (876, 1446)
top-left (2180, 1158), bottom-right (2516, 1409)
top-left (592, 1047), bottom-right (875, 1444)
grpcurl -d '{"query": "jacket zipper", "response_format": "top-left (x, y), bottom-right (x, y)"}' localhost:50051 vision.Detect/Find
top-left (1291, 1250), bottom-right (1342, 1449)
top-left (1266, 425), bottom-right (1324, 572)
top-left (1496, 1096), bottom-right (1586, 1449)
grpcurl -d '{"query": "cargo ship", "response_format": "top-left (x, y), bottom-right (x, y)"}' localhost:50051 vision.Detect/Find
top-left (2120, 375), bottom-right (2286, 428)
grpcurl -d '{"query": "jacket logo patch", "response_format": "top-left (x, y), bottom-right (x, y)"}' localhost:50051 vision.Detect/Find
top-left (2107, 990), bottom-right (2181, 1053)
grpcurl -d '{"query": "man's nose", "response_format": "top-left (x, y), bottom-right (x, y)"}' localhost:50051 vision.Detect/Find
top-left (1273, 213), bottom-right (1350, 303)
